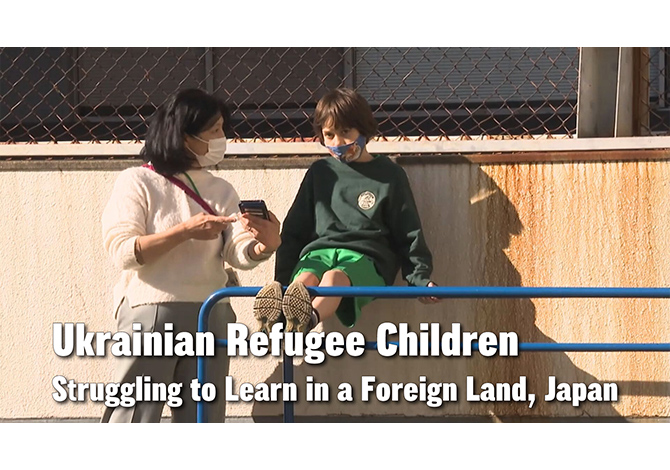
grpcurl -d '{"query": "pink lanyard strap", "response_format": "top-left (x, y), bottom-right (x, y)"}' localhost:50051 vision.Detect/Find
top-left (142, 163), bottom-right (217, 216)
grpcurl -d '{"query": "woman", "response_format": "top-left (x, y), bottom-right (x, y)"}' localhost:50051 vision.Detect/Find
top-left (101, 88), bottom-right (280, 422)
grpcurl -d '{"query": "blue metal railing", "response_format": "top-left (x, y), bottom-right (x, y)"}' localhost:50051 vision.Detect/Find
top-left (196, 286), bottom-right (670, 423)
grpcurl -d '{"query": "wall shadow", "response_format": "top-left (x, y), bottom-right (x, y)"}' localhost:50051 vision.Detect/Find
top-left (462, 165), bottom-right (622, 419)
top-left (249, 163), bottom-right (664, 421)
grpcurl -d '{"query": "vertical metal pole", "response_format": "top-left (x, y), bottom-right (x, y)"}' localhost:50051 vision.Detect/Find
top-left (577, 47), bottom-right (619, 137)
top-left (196, 298), bottom-right (213, 423)
top-left (71, 47), bottom-right (81, 114)
top-left (282, 349), bottom-right (294, 423)
top-left (205, 47), bottom-right (214, 94)
top-left (343, 48), bottom-right (356, 89)
top-left (659, 48), bottom-right (667, 108)
top-left (577, 47), bottom-right (640, 138)
top-left (632, 47), bottom-right (650, 136)
top-left (614, 47), bottom-right (635, 137)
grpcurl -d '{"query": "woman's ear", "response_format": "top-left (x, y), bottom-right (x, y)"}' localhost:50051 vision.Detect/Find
top-left (183, 133), bottom-right (197, 148)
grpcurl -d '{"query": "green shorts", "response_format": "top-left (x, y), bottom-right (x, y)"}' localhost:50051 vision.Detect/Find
top-left (291, 248), bottom-right (385, 327)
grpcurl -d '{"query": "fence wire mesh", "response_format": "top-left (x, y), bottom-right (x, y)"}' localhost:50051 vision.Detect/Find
top-left (0, 47), bottom-right (668, 145)
top-left (0, 47), bottom-right (581, 144)
top-left (646, 47), bottom-right (670, 135)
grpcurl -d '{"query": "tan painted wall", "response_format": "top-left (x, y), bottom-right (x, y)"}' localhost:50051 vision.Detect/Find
top-left (1, 158), bottom-right (669, 420)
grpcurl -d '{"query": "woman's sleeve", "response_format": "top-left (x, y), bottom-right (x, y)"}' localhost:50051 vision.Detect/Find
top-left (101, 170), bottom-right (147, 271)
top-left (221, 220), bottom-right (263, 270)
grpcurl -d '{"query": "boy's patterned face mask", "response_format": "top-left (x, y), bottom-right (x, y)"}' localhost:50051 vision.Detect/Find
top-left (324, 134), bottom-right (366, 163)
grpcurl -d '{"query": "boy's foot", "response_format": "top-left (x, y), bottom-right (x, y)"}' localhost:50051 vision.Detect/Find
top-left (282, 281), bottom-right (313, 333)
top-left (253, 281), bottom-right (284, 333)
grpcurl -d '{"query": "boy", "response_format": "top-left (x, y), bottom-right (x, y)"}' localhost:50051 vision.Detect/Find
top-left (254, 88), bottom-right (439, 333)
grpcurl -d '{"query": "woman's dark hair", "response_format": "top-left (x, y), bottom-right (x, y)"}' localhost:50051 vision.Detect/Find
top-left (312, 88), bottom-right (378, 144)
top-left (140, 88), bottom-right (231, 175)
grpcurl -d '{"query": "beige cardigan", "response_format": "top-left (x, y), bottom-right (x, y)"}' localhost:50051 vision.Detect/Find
top-left (102, 166), bottom-right (264, 313)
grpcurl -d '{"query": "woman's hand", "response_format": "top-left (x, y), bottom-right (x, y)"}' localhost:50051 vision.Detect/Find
top-left (181, 213), bottom-right (236, 240)
top-left (418, 281), bottom-right (442, 304)
top-left (134, 213), bottom-right (234, 266)
top-left (239, 210), bottom-right (282, 257)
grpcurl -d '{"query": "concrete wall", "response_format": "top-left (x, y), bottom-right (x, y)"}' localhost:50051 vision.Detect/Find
top-left (1, 155), bottom-right (669, 421)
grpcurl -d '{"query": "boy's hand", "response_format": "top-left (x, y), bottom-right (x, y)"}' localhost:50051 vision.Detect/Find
top-left (418, 281), bottom-right (441, 304)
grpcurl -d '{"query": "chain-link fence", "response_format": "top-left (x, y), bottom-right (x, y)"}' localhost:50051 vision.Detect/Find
top-left (1, 47), bottom-right (668, 145)
top-left (647, 47), bottom-right (670, 135)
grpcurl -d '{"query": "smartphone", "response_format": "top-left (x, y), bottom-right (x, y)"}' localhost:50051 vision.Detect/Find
top-left (238, 199), bottom-right (270, 220)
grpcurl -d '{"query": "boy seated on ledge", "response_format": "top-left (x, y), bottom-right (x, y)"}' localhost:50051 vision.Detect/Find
top-left (254, 87), bottom-right (441, 333)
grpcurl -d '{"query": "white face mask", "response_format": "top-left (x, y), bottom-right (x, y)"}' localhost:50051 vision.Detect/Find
top-left (187, 135), bottom-right (227, 167)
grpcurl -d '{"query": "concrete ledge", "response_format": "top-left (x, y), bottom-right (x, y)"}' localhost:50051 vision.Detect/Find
top-left (1, 148), bottom-right (670, 172)
top-left (1, 136), bottom-right (670, 158)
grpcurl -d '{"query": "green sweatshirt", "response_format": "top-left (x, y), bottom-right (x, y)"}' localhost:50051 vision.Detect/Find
top-left (275, 156), bottom-right (433, 287)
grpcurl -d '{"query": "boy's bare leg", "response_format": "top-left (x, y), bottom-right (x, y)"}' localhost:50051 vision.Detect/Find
top-left (294, 269), bottom-right (351, 323)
